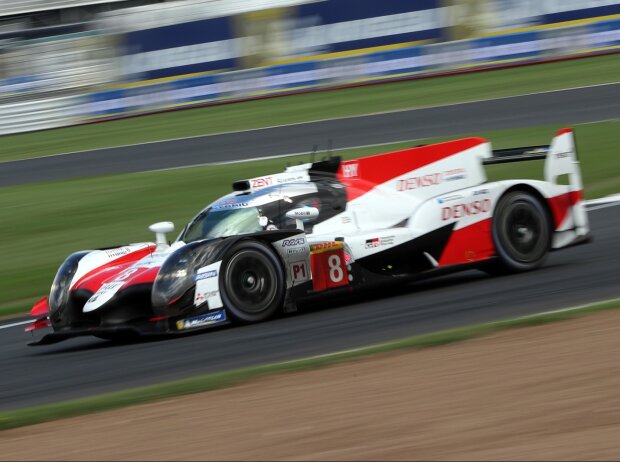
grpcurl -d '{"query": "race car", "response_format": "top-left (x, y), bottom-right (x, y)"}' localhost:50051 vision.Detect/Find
top-left (26, 128), bottom-right (590, 344)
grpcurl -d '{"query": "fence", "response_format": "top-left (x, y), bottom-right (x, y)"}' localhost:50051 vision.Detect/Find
top-left (1, 16), bottom-right (619, 135)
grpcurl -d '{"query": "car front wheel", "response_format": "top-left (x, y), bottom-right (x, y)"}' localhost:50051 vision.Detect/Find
top-left (220, 240), bottom-right (285, 323)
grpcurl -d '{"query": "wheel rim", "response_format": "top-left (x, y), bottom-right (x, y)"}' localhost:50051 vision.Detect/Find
top-left (501, 200), bottom-right (546, 262)
top-left (224, 250), bottom-right (277, 314)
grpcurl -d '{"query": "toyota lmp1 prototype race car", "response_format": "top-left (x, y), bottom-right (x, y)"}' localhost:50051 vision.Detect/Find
top-left (26, 128), bottom-right (590, 344)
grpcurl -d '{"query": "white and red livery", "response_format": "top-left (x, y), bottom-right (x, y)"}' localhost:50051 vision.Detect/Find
top-left (27, 128), bottom-right (589, 344)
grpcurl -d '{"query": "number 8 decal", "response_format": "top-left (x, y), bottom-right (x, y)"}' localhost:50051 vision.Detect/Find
top-left (328, 254), bottom-right (344, 283)
top-left (309, 246), bottom-right (349, 291)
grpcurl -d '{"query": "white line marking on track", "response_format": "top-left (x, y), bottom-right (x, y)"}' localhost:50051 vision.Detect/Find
top-left (141, 139), bottom-right (423, 175)
top-left (586, 201), bottom-right (620, 212)
top-left (2, 81), bottom-right (619, 165)
top-left (142, 133), bottom-right (620, 177)
top-left (0, 320), bottom-right (31, 330)
top-left (517, 298), bottom-right (620, 318)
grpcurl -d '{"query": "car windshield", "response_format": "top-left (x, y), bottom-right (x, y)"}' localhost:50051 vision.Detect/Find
top-left (180, 207), bottom-right (262, 243)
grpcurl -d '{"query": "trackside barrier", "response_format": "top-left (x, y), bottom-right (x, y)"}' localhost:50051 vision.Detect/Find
top-left (0, 95), bottom-right (85, 135)
top-left (1, 17), bottom-right (619, 135)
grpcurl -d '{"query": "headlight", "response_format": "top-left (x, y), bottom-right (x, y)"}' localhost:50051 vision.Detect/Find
top-left (49, 251), bottom-right (90, 312)
top-left (152, 242), bottom-right (221, 309)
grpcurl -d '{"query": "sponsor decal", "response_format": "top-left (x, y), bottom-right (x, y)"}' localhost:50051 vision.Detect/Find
top-left (273, 173), bottom-right (307, 184)
top-left (176, 310), bottom-right (226, 331)
top-left (286, 247), bottom-right (306, 255)
top-left (444, 168), bottom-right (467, 182)
top-left (84, 281), bottom-right (125, 311)
top-left (555, 151), bottom-right (570, 159)
top-left (396, 173), bottom-right (442, 191)
top-left (365, 237), bottom-right (380, 249)
top-left (342, 163), bottom-right (359, 178)
top-left (290, 261), bottom-right (309, 282)
top-left (194, 292), bottom-right (206, 305)
top-left (310, 241), bottom-right (343, 253)
top-left (253, 173), bottom-right (308, 188)
top-left (441, 199), bottom-right (492, 220)
top-left (289, 209), bottom-right (314, 218)
top-left (195, 290), bottom-right (219, 304)
top-left (212, 202), bottom-right (249, 209)
top-left (436, 194), bottom-right (463, 204)
top-left (194, 261), bottom-right (223, 308)
top-left (341, 216), bottom-right (352, 224)
top-left (381, 236), bottom-right (395, 246)
top-left (396, 168), bottom-right (467, 191)
top-left (251, 177), bottom-right (272, 188)
top-left (98, 281), bottom-right (125, 293)
top-left (104, 247), bottom-right (130, 259)
top-left (364, 236), bottom-right (395, 249)
top-left (195, 269), bottom-right (217, 280)
top-left (281, 237), bottom-right (306, 247)
top-left (472, 188), bottom-right (490, 196)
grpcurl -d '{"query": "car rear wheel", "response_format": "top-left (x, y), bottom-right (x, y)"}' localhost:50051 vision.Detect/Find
top-left (491, 190), bottom-right (552, 273)
top-left (220, 240), bottom-right (285, 323)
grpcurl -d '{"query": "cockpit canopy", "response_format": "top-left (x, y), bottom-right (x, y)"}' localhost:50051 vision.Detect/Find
top-left (180, 207), bottom-right (262, 243)
top-left (178, 180), bottom-right (346, 243)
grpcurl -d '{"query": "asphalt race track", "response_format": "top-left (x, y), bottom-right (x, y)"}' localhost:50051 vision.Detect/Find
top-left (1, 83), bottom-right (620, 187)
top-left (1, 84), bottom-right (619, 412)
top-left (1, 204), bottom-right (618, 411)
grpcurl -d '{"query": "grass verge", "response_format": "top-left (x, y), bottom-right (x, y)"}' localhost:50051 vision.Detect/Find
top-left (1, 297), bottom-right (618, 432)
top-left (1, 120), bottom-right (619, 315)
top-left (1, 54), bottom-right (619, 162)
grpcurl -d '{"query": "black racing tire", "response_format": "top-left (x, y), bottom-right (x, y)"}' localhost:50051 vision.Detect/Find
top-left (490, 190), bottom-right (552, 273)
top-left (220, 240), bottom-right (285, 324)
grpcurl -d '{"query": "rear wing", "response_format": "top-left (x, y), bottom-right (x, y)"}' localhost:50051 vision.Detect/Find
top-left (485, 128), bottom-right (588, 237)
top-left (484, 146), bottom-right (549, 165)
top-left (484, 128), bottom-right (583, 189)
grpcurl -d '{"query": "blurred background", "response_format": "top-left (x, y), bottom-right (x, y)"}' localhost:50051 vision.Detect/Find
top-left (1, 0), bottom-right (619, 135)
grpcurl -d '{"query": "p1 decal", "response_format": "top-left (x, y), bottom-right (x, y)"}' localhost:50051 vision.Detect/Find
top-left (290, 261), bottom-right (309, 282)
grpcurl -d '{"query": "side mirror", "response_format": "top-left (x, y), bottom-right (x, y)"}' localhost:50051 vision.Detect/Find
top-left (149, 221), bottom-right (175, 249)
top-left (285, 207), bottom-right (319, 231)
